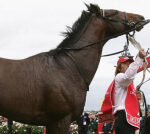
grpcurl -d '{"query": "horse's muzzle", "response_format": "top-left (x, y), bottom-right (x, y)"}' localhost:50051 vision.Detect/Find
top-left (135, 19), bottom-right (150, 31)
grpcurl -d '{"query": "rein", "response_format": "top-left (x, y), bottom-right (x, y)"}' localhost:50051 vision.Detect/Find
top-left (59, 11), bottom-right (150, 91)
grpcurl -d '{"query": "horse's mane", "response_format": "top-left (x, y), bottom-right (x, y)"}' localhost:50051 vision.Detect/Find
top-left (48, 4), bottom-right (100, 56)
top-left (58, 11), bottom-right (90, 48)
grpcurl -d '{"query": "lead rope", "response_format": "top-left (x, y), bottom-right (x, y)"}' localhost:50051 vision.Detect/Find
top-left (128, 36), bottom-right (148, 89)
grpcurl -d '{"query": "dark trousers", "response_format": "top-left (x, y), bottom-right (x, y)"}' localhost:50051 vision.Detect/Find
top-left (114, 110), bottom-right (135, 134)
top-left (78, 127), bottom-right (88, 134)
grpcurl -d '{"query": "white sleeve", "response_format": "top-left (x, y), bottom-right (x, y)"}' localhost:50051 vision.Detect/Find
top-left (115, 56), bottom-right (144, 87)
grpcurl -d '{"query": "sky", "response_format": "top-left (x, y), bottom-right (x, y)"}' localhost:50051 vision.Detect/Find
top-left (0, 0), bottom-right (150, 111)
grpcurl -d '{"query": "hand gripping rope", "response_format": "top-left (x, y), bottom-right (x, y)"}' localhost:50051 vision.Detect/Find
top-left (128, 36), bottom-right (150, 90)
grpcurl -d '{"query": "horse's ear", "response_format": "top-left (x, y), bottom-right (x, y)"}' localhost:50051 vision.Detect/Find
top-left (84, 3), bottom-right (90, 11)
top-left (89, 4), bottom-right (101, 14)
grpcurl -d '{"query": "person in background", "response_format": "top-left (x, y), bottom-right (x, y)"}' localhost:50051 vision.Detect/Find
top-left (137, 90), bottom-right (150, 134)
top-left (88, 113), bottom-right (98, 134)
top-left (77, 112), bottom-right (90, 134)
top-left (146, 106), bottom-right (150, 133)
top-left (136, 90), bottom-right (146, 134)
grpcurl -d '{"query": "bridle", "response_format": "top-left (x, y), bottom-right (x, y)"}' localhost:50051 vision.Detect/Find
top-left (99, 9), bottom-right (137, 37)
top-left (57, 10), bottom-right (150, 91)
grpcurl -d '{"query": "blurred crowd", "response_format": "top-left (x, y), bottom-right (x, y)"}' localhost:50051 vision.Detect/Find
top-left (0, 105), bottom-right (150, 134)
top-left (68, 112), bottom-right (98, 134)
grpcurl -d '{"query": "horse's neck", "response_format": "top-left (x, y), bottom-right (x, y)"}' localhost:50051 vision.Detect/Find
top-left (70, 18), bottom-right (106, 85)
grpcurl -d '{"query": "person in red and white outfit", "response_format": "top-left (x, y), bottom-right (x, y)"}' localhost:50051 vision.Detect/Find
top-left (99, 49), bottom-right (146, 134)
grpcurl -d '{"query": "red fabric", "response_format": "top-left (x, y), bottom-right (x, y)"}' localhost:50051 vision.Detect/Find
top-left (98, 81), bottom-right (116, 123)
top-left (99, 81), bottom-right (140, 128)
top-left (125, 84), bottom-right (140, 128)
top-left (138, 56), bottom-right (150, 72)
top-left (113, 130), bottom-right (116, 134)
top-left (43, 128), bottom-right (46, 134)
top-left (98, 123), bottom-right (103, 133)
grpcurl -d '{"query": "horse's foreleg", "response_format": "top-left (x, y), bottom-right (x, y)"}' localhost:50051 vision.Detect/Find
top-left (46, 114), bottom-right (72, 134)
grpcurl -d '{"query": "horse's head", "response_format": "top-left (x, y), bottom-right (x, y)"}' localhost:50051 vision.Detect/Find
top-left (86, 4), bottom-right (146, 36)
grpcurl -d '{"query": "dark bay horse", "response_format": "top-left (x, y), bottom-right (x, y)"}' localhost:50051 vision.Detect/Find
top-left (0, 3), bottom-right (146, 134)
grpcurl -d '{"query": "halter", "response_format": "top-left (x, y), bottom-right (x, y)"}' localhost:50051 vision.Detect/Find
top-left (58, 10), bottom-right (150, 91)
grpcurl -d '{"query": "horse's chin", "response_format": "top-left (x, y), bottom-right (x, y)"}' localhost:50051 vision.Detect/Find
top-left (135, 22), bottom-right (144, 31)
top-left (136, 27), bottom-right (143, 32)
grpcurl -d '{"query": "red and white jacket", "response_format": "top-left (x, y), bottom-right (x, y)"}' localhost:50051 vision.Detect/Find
top-left (99, 80), bottom-right (140, 128)
top-left (99, 56), bottom-right (144, 128)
